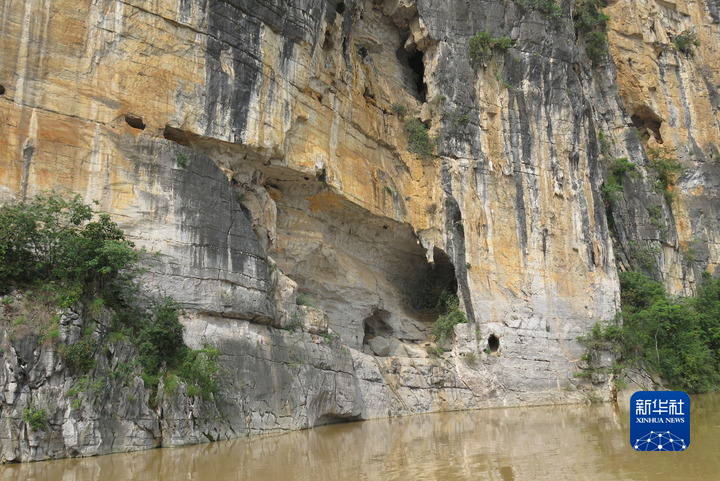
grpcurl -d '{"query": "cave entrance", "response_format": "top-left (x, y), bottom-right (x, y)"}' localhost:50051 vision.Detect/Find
top-left (397, 45), bottom-right (427, 103)
top-left (488, 334), bottom-right (500, 353)
top-left (125, 114), bottom-right (146, 130)
top-left (631, 106), bottom-right (663, 143)
top-left (363, 308), bottom-right (394, 344)
top-left (407, 247), bottom-right (457, 312)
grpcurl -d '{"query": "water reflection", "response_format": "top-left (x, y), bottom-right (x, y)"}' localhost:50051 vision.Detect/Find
top-left (2, 394), bottom-right (718, 480)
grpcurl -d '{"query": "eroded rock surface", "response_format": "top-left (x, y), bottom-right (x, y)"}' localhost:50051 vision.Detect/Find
top-left (1, 0), bottom-right (719, 461)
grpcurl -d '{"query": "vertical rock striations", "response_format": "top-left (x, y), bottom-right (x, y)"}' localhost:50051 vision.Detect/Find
top-left (0, 0), bottom-right (719, 461)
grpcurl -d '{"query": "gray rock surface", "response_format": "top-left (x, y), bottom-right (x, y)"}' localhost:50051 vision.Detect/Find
top-left (1, 0), bottom-right (719, 463)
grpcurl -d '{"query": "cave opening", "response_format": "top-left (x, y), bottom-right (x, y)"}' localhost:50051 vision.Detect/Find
top-left (363, 308), bottom-right (394, 345)
top-left (403, 49), bottom-right (427, 103)
top-left (163, 125), bottom-right (191, 146)
top-left (630, 107), bottom-right (663, 143)
top-left (125, 114), bottom-right (146, 130)
top-left (0, 85), bottom-right (5, 95)
top-left (407, 247), bottom-right (457, 311)
top-left (488, 334), bottom-right (500, 352)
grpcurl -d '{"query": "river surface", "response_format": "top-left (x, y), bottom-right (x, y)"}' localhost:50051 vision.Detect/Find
top-left (3, 393), bottom-right (719, 481)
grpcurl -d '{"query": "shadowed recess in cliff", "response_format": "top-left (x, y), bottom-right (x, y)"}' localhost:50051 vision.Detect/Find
top-left (265, 173), bottom-right (459, 347)
top-left (125, 115), bottom-right (146, 130)
top-left (394, 28), bottom-right (428, 103)
top-left (630, 106), bottom-right (663, 144)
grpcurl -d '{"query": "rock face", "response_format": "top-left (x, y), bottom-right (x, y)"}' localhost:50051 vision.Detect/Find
top-left (0, 0), bottom-right (719, 462)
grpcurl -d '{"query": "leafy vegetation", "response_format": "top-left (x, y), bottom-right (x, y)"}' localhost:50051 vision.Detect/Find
top-left (136, 299), bottom-right (187, 374)
top-left (602, 157), bottom-right (639, 203)
top-left (63, 335), bottom-right (98, 373)
top-left (128, 298), bottom-right (221, 400)
top-left (601, 182), bottom-right (624, 203)
top-left (530, 0), bottom-right (563, 20)
top-left (456, 114), bottom-right (471, 126)
top-left (628, 240), bottom-right (660, 274)
top-left (597, 130), bottom-right (612, 157)
top-left (176, 153), bottom-right (189, 169)
top-left (0, 192), bottom-right (220, 402)
top-left (405, 118), bottom-right (435, 158)
top-left (575, 0), bottom-right (610, 64)
top-left (391, 103), bottom-right (408, 117)
top-left (674, 30), bottom-right (700, 55)
top-left (0, 192), bottom-right (137, 296)
top-left (178, 347), bottom-right (221, 400)
top-left (433, 292), bottom-right (469, 344)
top-left (646, 147), bottom-right (683, 202)
top-left (22, 406), bottom-right (49, 430)
top-left (579, 272), bottom-right (720, 393)
top-left (468, 31), bottom-right (515, 63)
top-left (296, 292), bottom-right (317, 307)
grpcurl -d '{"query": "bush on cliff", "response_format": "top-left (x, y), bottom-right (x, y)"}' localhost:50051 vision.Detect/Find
top-left (0, 192), bottom-right (220, 400)
top-left (468, 31), bottom-right (515, 63)
top-left (0, 192), bottom-right (137, 296)
top-left (581, 271), bottom-right (720, 393)
top-left (574, 0), bottom-right (610, 64)
top-left (433, 292), bottom-right (468, 343)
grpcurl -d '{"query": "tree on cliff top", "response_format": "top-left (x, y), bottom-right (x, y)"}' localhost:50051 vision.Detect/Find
top-left (0, 192), bottom-right (137, 296)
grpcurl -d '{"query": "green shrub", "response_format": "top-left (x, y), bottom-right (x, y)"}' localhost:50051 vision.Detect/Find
top-left (602, 181), bottom-right (624, 203)
top-left (405, 118), bottom-right (435, 158)
top-left (674, 30), bottom-right (699, 55)
top-left (646, 148), bottom-right (683, 201)
top-left (469, 31), bottom-right (516, 63)
top-left (597, 130), bottom-right (612, 157)
top-left (176, 153), bottom-right (189, 168)
top-left (530, 0), bottom-right (563, 20)
top-left (137, 299), bottom-right (187, 374)
top-left (63, 336), bottom-right (97, 373)
top-left (609, 157), bottom-right (638, 179)
top-left (456, 115), bottom-right (470, 126)
top-left (296, 293), bottom-right (317, 307)
top-left (178, 347), bottom-right (220, 400)
top-left (0, 192), bottom-right (137, 295)
top-left (575, 0), bottom-right (610, 64)
top-left (628, 241), bottom-right (660, 274)
top-left (606, 272), bottom-right (720, 393)
top-left (578, 272), bottom-right (720, 393)
top-left (602, 157), bottom-right (638, 203)
top-left (433, 292), bottom-right (468, 343)
top-left (646, 204), bottom-right (666, 237)
top-left (391, 103), bottom-right (408, 117)
top-left (22, 406), bottom-right (49, 430)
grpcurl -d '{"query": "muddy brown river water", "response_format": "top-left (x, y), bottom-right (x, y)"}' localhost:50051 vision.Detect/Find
top-left (2, 393), bottom-right (719, 480)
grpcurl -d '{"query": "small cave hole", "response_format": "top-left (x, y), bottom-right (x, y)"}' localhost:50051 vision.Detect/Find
top-left (406, 50), bottom-right (427, 103)
top-left (363, 308), bottom-right (394, 345)
top-left (336, 2), bottom-right (346, 14)
top-left (163, 125), bottom-right (190, 146)
top-left (630, 107), bottom-right (663, 143)
top-left (125, 114), bottom-right (146, 130)
top-left (0, 85), bottom-right (5, 95)
top-left (488, 334), bottom-right (500, 353)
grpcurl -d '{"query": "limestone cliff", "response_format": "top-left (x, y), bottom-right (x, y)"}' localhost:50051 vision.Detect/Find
top-left (0, 0), bottom-right (718, 462)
